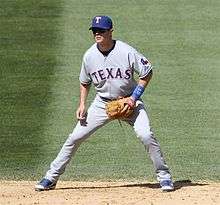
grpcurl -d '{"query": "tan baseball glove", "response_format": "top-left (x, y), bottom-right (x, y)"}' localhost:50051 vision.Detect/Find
top-left (105, 97), bottom-right (134, 119)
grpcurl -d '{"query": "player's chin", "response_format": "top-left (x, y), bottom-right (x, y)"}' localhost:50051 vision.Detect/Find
top-left (95, 36), bottom-right (103, 43)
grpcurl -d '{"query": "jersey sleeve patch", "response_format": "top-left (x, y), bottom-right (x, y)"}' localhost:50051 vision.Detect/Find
top-left (141, 58), bottom-right (149, 65)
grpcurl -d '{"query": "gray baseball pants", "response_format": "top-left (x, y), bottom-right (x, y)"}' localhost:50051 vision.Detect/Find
top-left (45, 96), bottom-right (172, 182)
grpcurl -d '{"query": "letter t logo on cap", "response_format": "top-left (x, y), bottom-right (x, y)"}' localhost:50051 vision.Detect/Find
top-left (95, 16), bottom-right (101, 23)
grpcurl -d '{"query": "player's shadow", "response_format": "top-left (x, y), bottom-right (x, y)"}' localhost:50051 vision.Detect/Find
top-left (56, 179), bottom-right (208, 191)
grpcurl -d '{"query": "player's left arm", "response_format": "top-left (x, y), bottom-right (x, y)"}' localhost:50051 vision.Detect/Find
top-left (130, 50), bottom-right (153, 103)
top-left (122, 70), bottom-right (153, 112)
top-left (137, 69), bottom-right (153, 89)
top-left (122, 50), bottom-right (153, 111)
top-left (132, 70), bottom-right (152, 102)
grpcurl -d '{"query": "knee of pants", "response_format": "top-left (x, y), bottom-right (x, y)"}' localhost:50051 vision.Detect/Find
top-left (65, 133), bottom-right (85, 147)
top-left (136, 129), bottom-right (153, 145)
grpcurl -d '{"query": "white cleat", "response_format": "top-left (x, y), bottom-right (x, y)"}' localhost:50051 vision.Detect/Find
top-left (160, 180), bottom-right (174, 192)
top-left (35, 178), bottom-right (57, 191)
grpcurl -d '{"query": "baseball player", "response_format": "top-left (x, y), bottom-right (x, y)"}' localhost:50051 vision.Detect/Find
top-left (35, 15), bottom-right (174, 192)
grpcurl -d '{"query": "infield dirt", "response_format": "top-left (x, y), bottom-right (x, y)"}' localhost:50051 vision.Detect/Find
top-left (0, 181), bottom-right (219, 205)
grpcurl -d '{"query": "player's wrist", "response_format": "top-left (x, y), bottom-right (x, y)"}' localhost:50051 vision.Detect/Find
top-left (131, 85), bottom-right (145, 101)
top-left (127, 97), bottom-right (135, 107)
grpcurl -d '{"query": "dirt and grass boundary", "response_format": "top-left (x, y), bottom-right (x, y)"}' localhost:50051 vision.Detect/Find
top-left (0, 180), bottom-right (219, 205)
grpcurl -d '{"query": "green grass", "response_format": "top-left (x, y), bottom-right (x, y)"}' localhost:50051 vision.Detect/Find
top-left (0, 0), bottom-right (219, 182)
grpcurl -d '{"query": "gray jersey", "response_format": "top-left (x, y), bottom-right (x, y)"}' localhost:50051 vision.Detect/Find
top-left (79, 40), bottom-right (152, 99)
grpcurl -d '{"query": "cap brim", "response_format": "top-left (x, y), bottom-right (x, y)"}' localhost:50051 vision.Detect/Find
top-left (89, 26), bottom-right (112, 30)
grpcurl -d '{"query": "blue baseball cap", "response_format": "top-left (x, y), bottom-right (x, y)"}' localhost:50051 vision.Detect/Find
top-left (89, 15), bottom-right (113, 30)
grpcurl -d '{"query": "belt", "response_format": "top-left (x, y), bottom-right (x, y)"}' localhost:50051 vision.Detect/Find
top-left (100, 96), bottom-right (114, 102)
top-left (100, 95), bottom-right (131, 102)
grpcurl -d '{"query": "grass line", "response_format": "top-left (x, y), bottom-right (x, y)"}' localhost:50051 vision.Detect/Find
top-left (0, 0), bottom-right (219, 182)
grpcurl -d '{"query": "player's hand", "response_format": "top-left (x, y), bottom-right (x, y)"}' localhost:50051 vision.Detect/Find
top-left (76, 104), bottom-right (86, 120)
top-left (121, 97), bottom-right (135, 114)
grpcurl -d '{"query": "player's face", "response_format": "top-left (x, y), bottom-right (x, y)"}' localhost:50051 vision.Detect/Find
top-left (92, 28), bottom-right (113, 44)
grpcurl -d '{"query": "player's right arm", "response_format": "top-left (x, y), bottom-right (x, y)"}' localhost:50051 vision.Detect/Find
top-left (76, 83), bottom-right (90, 120)
top-left (77, 51), bottom-right (93, 120)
